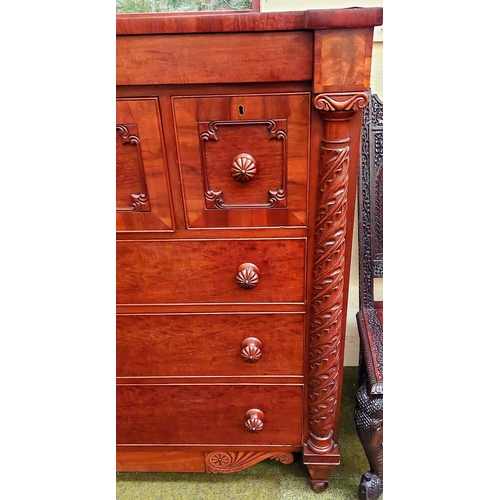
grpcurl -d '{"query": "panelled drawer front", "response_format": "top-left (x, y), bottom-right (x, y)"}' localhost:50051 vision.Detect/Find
top-left (116, 384), bottom-right (303, 445)
top-left (117, 313), bottom-right (304, 377)
top-left (116, 239), bottom-right (306, 304)
top-left (173, 93), bottom-right (310, 229)
top-left (116, 98), bottom-right (174, 231)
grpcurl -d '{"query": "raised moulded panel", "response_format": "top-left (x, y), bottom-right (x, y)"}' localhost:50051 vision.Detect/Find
top-left (116, 124), bottom-right (152, 213)
top-left (116, 98), bottom-right (174, 231)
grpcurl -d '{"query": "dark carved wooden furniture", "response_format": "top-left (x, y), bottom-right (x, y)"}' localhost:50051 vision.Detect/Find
top-left (355, 93), bottom-right (383, 500)
top-left (116, 8), bottom-right (383, 492)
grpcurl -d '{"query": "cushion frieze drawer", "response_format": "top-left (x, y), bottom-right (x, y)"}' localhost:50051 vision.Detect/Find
top-left (116, 384), bottom-right (303, 445)
top-left (116, 239), bottom-right (306, 304)
top-left (117, 313), bottom-right (305, 377)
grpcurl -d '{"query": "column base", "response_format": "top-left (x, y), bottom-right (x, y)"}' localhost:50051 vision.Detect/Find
top-left (303, 442), bottom-right (340, 492)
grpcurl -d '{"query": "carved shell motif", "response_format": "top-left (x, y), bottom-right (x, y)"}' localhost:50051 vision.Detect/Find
top-left (241, 337), bottom-right (263, 363)
top-left (231, 153), bottom-right (257, 183)
top-left (236, 263), bottom-right (259, 290)
top-left (245, 409), bottom-right (264, 432)
top-left (245, 417), bottom-right (264, 432)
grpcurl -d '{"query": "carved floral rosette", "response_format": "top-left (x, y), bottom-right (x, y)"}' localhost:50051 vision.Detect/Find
top-left (205, 451), bottom-right (293, 473)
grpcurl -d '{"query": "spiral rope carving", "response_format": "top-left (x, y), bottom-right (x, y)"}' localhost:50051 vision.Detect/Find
top-left (306, 95), bottom-right (367, 455)
top-left (307, 144), bottom-right (349, 450)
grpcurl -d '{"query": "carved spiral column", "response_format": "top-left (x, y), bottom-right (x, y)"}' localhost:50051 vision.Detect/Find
top-left (304, 92), bottom-right (368, 492)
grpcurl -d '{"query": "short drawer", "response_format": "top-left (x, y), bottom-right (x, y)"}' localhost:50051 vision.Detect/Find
top-left (116, 313), bottom-right (305, 377)
top-left (116, 98), bottom-right (174, 232)
top-left (116, 238), bottom-right (306, 304)
top-left (116, 384), bottom-right (303, 445)
top-left (172, 93), bottom-right (310, 228)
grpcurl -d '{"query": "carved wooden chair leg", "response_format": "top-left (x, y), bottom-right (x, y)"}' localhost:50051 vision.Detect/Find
top-left (354, 382), bottom-right (383, 500)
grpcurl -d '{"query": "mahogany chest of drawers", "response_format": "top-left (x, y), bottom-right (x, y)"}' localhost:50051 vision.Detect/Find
top-left (116, 7), bottom-right (382, 492)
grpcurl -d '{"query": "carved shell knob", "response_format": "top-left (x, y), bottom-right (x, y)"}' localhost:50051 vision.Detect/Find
top-left (236, 263), bottom-right (259, 290)
top-left (231, 153), bottom-right (257, 183)
top-left (241, 337), bottom-right (263, 363)
top-left (245, 409), bottom-right (264, 433)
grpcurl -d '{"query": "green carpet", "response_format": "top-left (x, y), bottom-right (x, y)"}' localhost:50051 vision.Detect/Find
top-left (116, 367), bottom-right (381, 499)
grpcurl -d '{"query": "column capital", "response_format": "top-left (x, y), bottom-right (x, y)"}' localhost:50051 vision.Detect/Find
top-left (313, 92), bottom-right (369, 112)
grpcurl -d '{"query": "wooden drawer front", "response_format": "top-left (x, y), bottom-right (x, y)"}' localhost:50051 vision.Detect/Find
top-left (116, 32), bottom-right (313, 86)
top-left (116, 239), bottom-right (306, 304)
top-left (117, 313), bottom-right (304, 377)
top-left (116, 384), bottom-right (303, 445)
top-left (116, 98), bottom-right (174, 231)
top-left (173, 93), bottom-right (309, 228)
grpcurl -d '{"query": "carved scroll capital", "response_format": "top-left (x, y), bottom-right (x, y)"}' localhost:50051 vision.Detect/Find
top-left (313, 92), bottom-right (369, 112)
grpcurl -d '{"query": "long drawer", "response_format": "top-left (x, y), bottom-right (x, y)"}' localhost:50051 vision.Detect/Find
top-left (117, 313), bottom-right (304, 377)
top-left (116, 238), bottom-right (306, 304)
top-left (116, 384), bottom-right (303, 445)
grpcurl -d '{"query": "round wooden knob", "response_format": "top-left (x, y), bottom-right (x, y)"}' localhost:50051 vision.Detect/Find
top-left (241, 337), bottom-right (263, 363)
top-left (231, 153), bottom-right (257, 183)
top-left (236, 263), bottom-right (259, 290)
top-left (245, 409), bottom-right (264, 432)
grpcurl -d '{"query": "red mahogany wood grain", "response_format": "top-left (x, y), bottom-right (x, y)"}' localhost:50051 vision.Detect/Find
top-left (115, 6), bottom-right (382, 485)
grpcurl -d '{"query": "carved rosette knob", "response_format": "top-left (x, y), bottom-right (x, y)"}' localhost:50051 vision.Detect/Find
top-left (241, 337), bottom-right (263, 363)
top-left (236, 263), bottom-right (259, 290)
top-left (231, 153), bottom-right (257, 183)
top-left (245, 409), bottom-right (264, 433)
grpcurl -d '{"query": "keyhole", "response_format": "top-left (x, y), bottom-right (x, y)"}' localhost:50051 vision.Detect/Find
top-left (238, 105), bottom-right (245, 116)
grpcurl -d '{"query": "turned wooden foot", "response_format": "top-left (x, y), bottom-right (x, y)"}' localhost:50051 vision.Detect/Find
top-left (303, 443), bottom-right (340, 493)
top-left (309, 478), bottom-right (329, 493)
top-left (305, 464), bottom-right (336, 493)
top-left (354, 382), bottom-right (383, 500)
